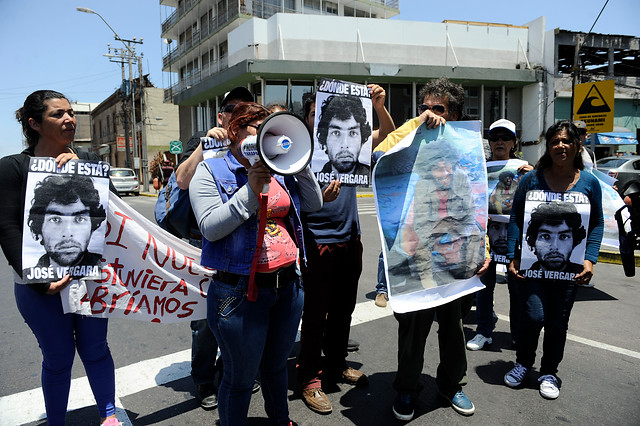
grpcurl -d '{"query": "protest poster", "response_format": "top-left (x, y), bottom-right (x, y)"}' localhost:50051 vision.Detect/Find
top-left (62, 195), bottom-right (214, 323)
top-left (486, 159), bottom-right (528, 264)
top-left (21, 157), bottom-right (110, 283)
top-left (373, 121), bottom-right (487, 314)
top-left (311, 78), bottom-right (373, 187)
top-left (588, 168), bottom-right (627, 250)
top-left (520, 190), bottom-right (591, 282)
top-left (200, 136), bottom-right (230, 160)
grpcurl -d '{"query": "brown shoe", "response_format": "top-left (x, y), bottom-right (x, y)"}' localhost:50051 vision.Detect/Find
top-left (301, 387), bottom-right (332, 414)
top-left (375, 293), bottom-right (388, 307)
top-left (337, 367), bottom-right (369, 387)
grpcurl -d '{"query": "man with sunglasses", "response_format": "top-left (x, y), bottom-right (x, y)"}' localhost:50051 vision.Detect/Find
top-left (172, 87), bottom-right (255, 411)
top-left (373, 78), bottom-right (487, 420)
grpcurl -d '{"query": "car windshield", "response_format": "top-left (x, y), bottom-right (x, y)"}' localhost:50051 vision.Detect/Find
top-left (596, 158), bottom-right (627, 168)
top-left (110, 169), bottom-right (135, 177)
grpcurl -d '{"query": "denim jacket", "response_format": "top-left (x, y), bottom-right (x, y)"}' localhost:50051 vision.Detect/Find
top-left (194, 151), bottom-right (320, 274)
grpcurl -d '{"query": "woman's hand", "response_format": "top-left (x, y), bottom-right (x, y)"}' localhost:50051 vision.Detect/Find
top-left (46, 275), bottom-right (72, 295)
top-left (518, 164), bottom-right (534, 174)
top-left (54, 151), bottom-right (79, 168)
top-left (322, 180), bottom-right (341, 203)
top-left (574, 259), bottom-right (594, 285)
top-left (368, 84), bottom-right (386, 112)
top-left (247, 160), bottom-right (272, 198)
top-left (476, 256), bottom-right (492, 277)
top-left (420, 110), bottom-right (446, 129)
top-left (508, 259), bottom-right (524, 280)
top-left (206, 127), bottom-right (228, 141)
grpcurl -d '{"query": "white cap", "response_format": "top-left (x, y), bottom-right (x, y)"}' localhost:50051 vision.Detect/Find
top-left (489, 119), bottom-right (517, 138)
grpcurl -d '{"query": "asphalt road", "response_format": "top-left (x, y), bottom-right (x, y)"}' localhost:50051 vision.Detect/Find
top-left (1, 195), bottom-right (639, 425)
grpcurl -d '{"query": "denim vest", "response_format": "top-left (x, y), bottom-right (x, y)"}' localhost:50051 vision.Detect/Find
top-left (200, 153), bottom-right (306, 274)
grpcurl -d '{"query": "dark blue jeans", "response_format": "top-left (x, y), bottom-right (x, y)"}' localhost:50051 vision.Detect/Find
top-left (475, 261), bottom-right (521, 341)
top-left (376, 251), bottom-right (388, 295)
top-left (190, 319), bottom-right (218, 387)
top-left (207, 274), bottom-right (303, 426)
top-left (515, 279), bottom-right (578, 376)
top-left (15, 283), bottom-right (116, 425)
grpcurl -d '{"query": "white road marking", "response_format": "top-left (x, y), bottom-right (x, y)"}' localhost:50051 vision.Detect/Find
top-left (2, 301), bottom-right (638, 425)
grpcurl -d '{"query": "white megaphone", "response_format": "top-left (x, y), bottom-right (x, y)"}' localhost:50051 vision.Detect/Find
top-left (239, 111), bottom-right (313, 193)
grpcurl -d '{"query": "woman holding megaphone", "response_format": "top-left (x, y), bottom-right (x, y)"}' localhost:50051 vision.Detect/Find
top-left (189, 102), bottom-right (323, 426)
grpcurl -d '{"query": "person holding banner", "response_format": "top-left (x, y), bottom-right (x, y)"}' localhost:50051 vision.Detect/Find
top-left (0, 90), bottom-right (119, 425)
top-left (189, 102), bottom-right (322, 426)
top-left (504, 120), bottom-right (603, 400)
top-left (467, 119), bottom-right (532, 351)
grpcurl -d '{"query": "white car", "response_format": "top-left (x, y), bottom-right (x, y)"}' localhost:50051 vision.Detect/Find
top-left (109, 168), bottom-right (140, 196)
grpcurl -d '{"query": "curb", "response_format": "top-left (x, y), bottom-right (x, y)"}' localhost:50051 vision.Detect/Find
top-left (598, 250), bottom-right (640, 266)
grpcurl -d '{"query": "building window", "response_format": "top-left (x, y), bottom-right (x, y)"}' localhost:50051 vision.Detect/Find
top-left (106, 116), bottom-right (110, 135)
top-left (389, 84), bottom-right (412, 127)
top-left (325, 1), bottom-right (338, 15)
top-left (264, 81), bottom-right (288, 108)
top-left (290, 82), bottom-right (315, 116)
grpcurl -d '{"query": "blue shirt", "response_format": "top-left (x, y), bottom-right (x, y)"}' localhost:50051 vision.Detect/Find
top-left (302, 185), bottom-right (360, 244)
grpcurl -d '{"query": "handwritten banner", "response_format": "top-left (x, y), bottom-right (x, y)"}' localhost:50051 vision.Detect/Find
top-left (62, 196), bottom-right (214, 323)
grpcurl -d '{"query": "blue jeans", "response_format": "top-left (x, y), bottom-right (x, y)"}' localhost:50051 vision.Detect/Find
top-left (15, 283), bottom-right (115, 425)
top-left (207, 274), bottom-right (303, 426)
top-left (515, 279), bottom-right (577, 376)
top-left (376, 251), bottom-right (388, 295)
top-left (475, 261), bottom-right (521, 340)
top-left (190, 319), bottom-right (218, 387)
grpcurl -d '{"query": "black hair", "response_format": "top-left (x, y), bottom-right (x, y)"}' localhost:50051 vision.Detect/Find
top-left (419, 138), bottom-right (461, 172)
top-left (316, 95), bottom-right (372, 146)
top-left (16, 90), bottom-right (69, 147)
top-left (535, 120), bottom-right (584, 170)
top-left (302, 91), bottom-right (315, 121)
top-left (498, 171), bottom-right (515, 183)
top-left (418, 78), bottom-right (464, 120)
top-left (525, 201), bottom-right (587, 250)
top-left (28, 174), bottom-right (106, 241)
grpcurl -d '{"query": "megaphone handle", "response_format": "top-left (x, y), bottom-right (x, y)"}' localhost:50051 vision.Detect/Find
top-left (262, 183), bottom-right (269, 194)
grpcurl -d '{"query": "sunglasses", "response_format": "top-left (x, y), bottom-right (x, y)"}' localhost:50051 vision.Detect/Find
top-left (219, 104), bottom-right (236, 113)
top-left (246, 124), bottom-right (260, 130)
top-left (488, 135), bottom-right (515, 142)
top-left (417, 104), bottom-right (446, 115)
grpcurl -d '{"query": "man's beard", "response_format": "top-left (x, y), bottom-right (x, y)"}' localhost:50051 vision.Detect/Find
top-left (540, 251), bottom-right (569, 270)
top-left (332, 153), bottom-right (357, 173)
top-left (491, 239), bottom-right (508, 255)
top-left (50, 241), bottom-right (85, 266)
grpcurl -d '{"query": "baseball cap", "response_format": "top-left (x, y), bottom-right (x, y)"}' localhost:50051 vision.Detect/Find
top-left (221, 87), bottom-right (253, 107)
top-left (573, 120), bottom-right (587, 130)
top-left (489, 119), bottom-right (517, 138)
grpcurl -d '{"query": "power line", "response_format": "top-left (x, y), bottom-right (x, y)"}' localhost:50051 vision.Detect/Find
top-left (587, 0), bottom-right (610, 35)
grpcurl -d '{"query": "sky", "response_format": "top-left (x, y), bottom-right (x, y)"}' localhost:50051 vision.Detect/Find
top-left (1, 0), bottom-right (638, 159)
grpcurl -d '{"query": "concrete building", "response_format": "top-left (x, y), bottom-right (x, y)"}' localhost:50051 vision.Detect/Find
top-left (91, 75), bottom-right (179, 183)
top-left (159, 1), bottom-right (639, 163)
top-left (70, 102), bottom-right (99, 153)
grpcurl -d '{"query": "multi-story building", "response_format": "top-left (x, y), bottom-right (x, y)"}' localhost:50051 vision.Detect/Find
top-left (160, 1), bottom-right (638, 162)
top-left (92, 75), bottom-right (179, 184)
top-left (70, 102), bottom-right (99, 153)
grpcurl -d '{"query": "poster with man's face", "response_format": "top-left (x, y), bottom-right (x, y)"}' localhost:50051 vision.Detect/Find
top-left (311, 78), bottom-right (373, 187)
top-left (520, 190), bottom-right (591, 281)
top-left (487, 159), bottom-right (527, 217)
top-left (21, 158), bottom-right (111, 283)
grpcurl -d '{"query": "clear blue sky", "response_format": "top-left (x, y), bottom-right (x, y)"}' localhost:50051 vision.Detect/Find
top-left (1, 0), bottom-right (638, 158)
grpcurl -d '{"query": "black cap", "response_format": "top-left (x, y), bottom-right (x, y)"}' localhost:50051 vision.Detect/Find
top-left (221, 87), bottom-right (253, 107)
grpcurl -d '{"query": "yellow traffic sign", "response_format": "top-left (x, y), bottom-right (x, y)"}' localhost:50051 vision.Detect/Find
top-left (573, 80), bottom-right (614, 133)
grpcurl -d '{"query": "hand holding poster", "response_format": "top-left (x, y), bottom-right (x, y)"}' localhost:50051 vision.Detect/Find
top-left (312, 78), bottom-right (373, 187)
top-left (373, 121), bottom-right (488, 313)
top-left (520, 191), bottom-right (591, 281)
top-left (21, 157), bottom-right (110, 283)
top-left (62, 195), bottom-right (213, 323)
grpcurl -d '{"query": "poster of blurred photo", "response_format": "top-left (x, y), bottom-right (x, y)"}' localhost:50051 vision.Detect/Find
top-left (21, 157), bottom-right (110, 283)
top-left (311, 78), bottom-right (373, 187)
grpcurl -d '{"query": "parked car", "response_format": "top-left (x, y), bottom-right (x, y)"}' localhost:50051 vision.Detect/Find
top-left (596, 155), bottom-right (640, 192)
top-left (109, 168), bottom-right (140, 196)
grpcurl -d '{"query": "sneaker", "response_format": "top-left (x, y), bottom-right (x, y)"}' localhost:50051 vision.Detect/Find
top-left (440, 390), bottom-right (475, 416)
top-left (196, 384), bottom-right (218, 410)
top-left (102, 418), bottom-right (122, 426)
top-left (252, 380), bottom-right (261, 394)
top-left (504, 363), bottom-right (529, 388)
top-left (392, 393), bottom-right (415, 421)
top-left (466, 334), bottom-right (492, 351)
top-left (347, 338), bottom-right (360, 352)
top-left (539, 374), bottom-right (560, 399)
top-left (375, 293), bottom-right (388, 307)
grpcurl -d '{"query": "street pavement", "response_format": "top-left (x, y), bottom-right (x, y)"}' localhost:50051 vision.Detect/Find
top-left (0, 195), bottom-right (639, 425)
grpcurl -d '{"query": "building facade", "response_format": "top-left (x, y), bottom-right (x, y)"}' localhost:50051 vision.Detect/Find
top-left (70, 102), bottom-right (99, 153)
top-left (160, 0), bottom-right (639, 163)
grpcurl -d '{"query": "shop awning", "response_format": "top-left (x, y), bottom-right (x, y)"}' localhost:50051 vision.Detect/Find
top-left (595, 132), bottom-right (638, 145)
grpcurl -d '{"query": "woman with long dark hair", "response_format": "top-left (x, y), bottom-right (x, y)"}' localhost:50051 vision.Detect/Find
top-left (0, 90), bottom-right (119, 425)
top-left (189, 102), bottom-right (322, 425)
top-left (503, 120), bottom-right (604, 399)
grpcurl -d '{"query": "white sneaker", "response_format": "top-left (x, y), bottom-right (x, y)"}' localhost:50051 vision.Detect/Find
top-left (504, 363), bottom-right (529, 388)
top-left (539, 374), bottom-right (560, 399)
top-left (466, 334), bottom-right (492, 351)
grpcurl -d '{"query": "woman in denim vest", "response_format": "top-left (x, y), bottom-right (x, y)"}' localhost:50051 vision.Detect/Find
top-left (189, 102), bottom-right (322, 426)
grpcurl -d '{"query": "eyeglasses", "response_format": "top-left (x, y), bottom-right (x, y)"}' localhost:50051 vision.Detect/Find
top-left (220, 104), bottom-right (236, 113)
top-left (417, 104), bottom-right (446, 115)
top-left (488, 135), bottom-right (515, 142)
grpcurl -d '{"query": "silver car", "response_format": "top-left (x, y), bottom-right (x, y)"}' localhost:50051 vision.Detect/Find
top-left (109, 168), bottom-right (140, 196)
top-left (596, 155), bottom-right (640, 191)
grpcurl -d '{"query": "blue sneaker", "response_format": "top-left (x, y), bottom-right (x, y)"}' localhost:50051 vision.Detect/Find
top-left (392, 393), bottom-right (415, 421)
top-left (440, 390), bottom-right (475, 416)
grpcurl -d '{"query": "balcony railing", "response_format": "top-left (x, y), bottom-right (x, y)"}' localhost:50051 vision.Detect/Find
top-left (161, 0), bottom-right (199, 33)
top-left (164, 54), bottom-right (229, 102)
